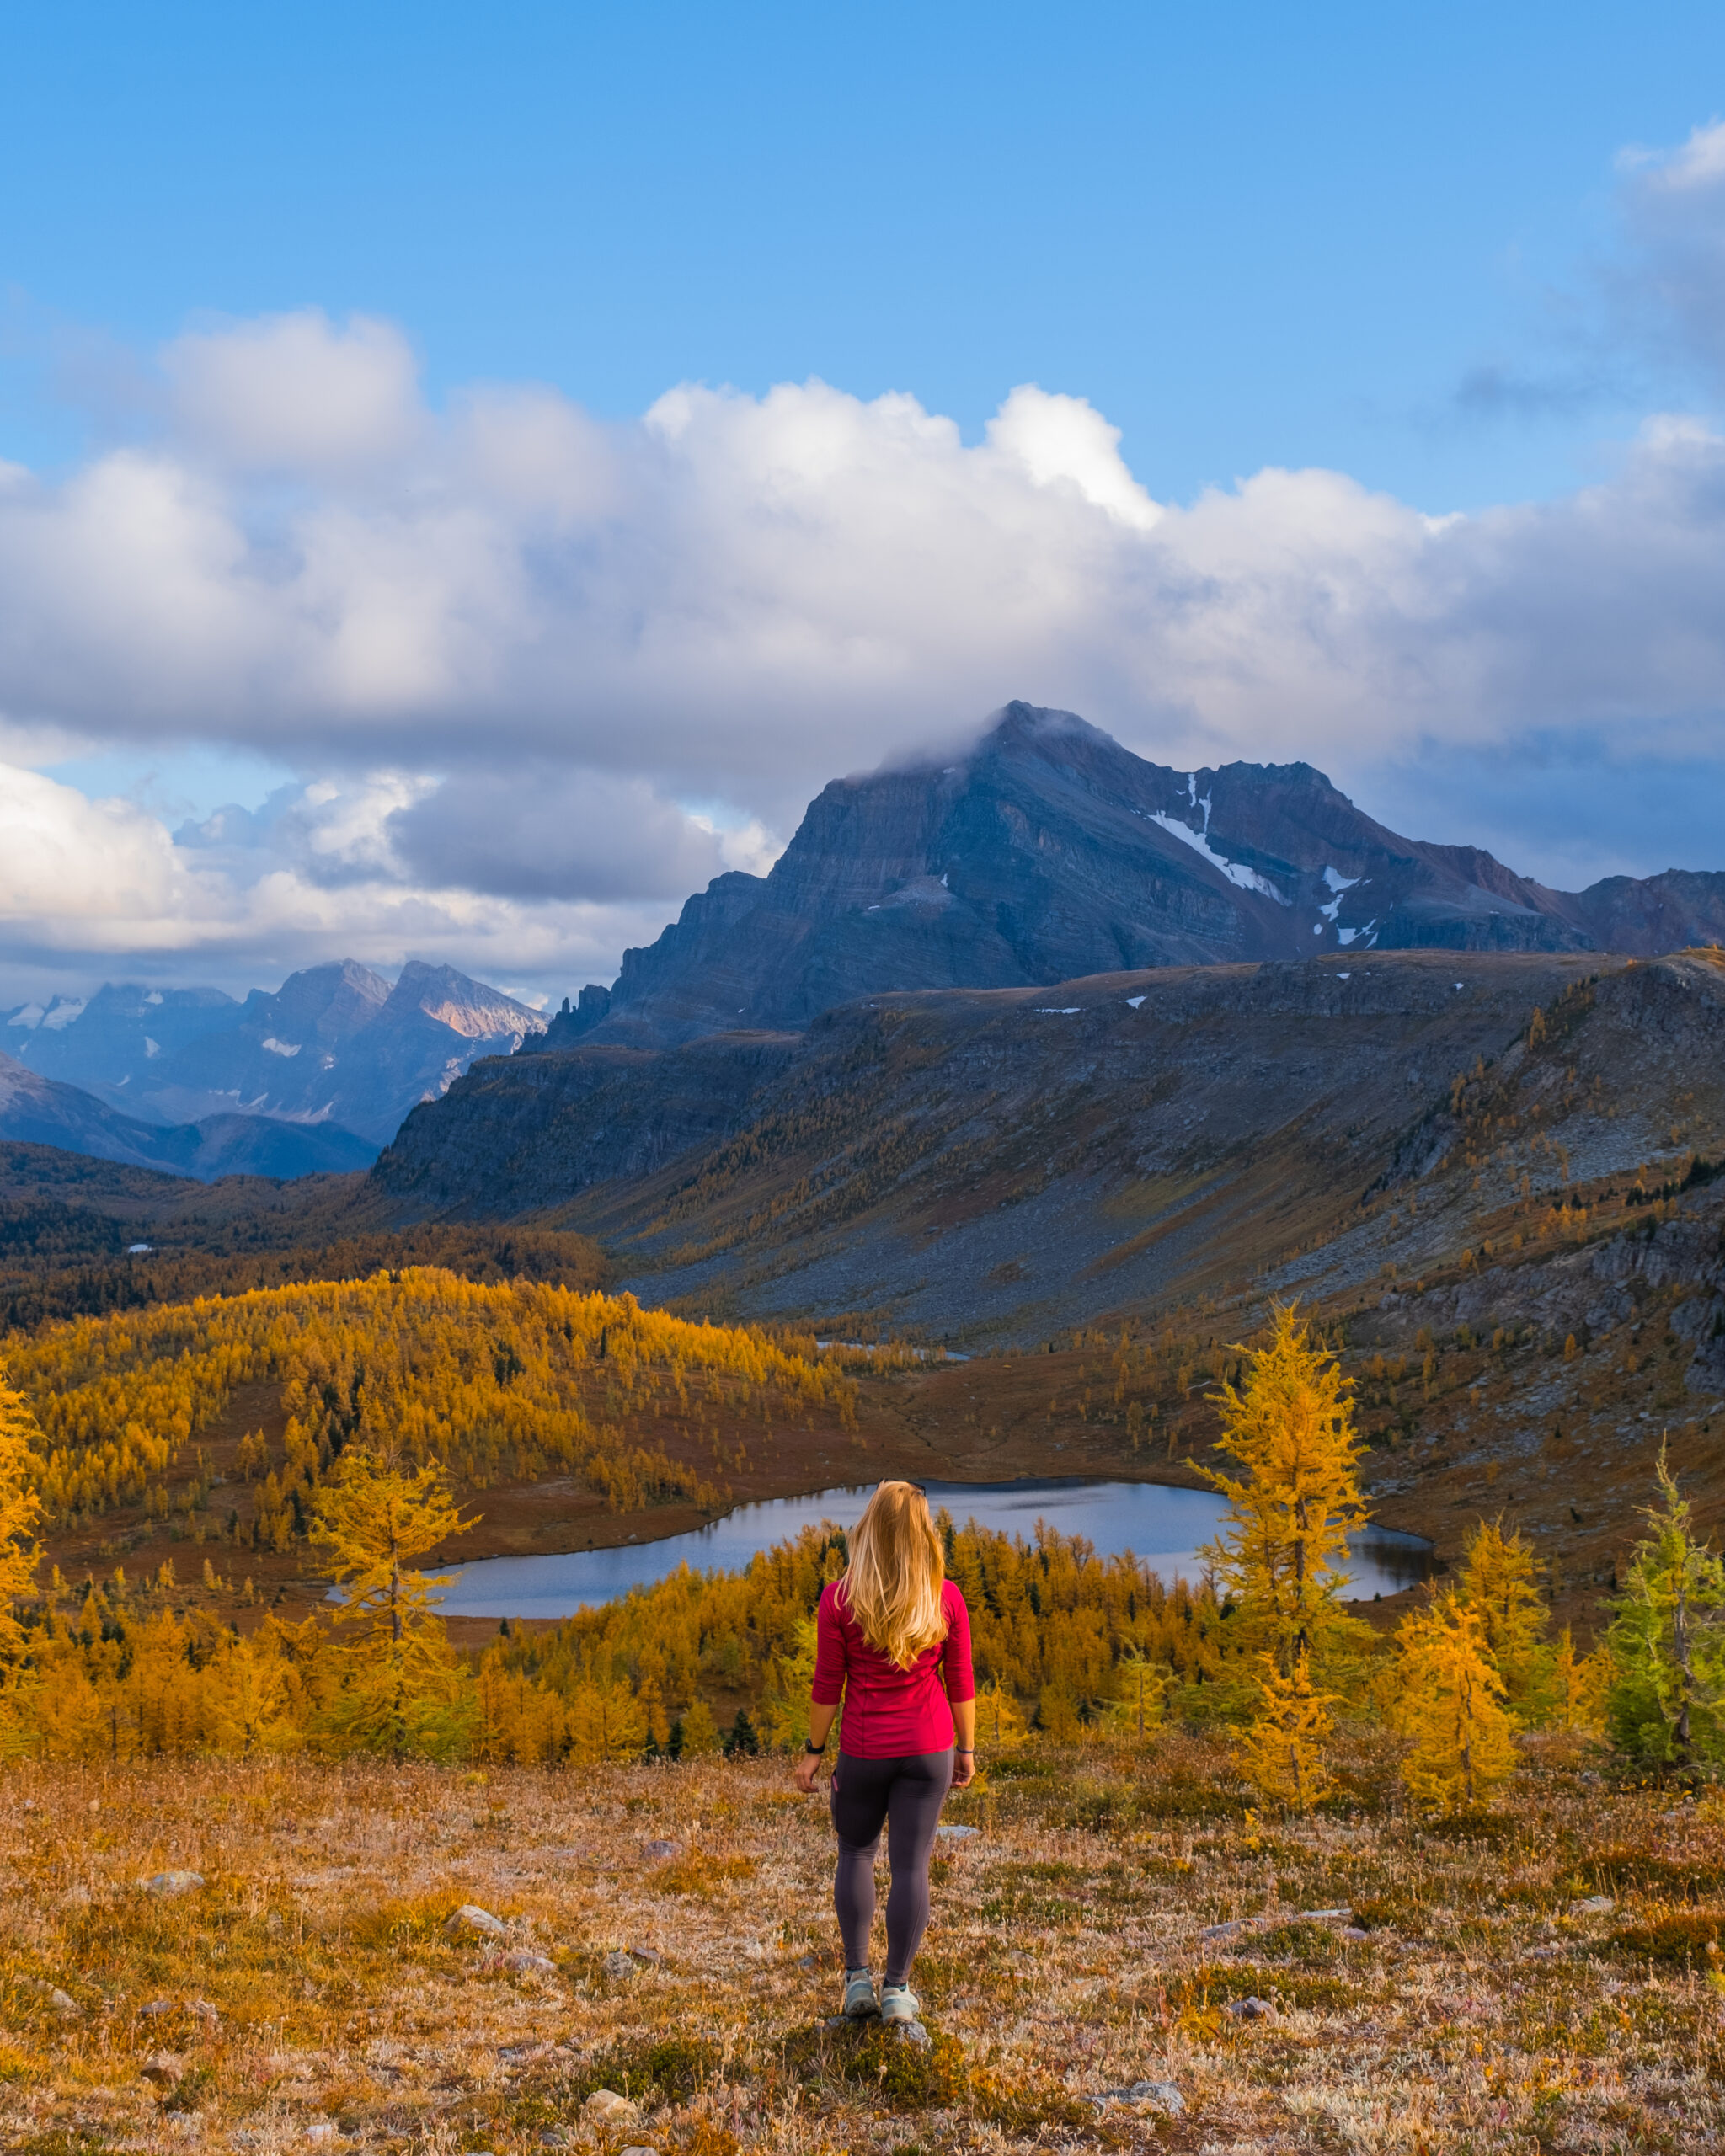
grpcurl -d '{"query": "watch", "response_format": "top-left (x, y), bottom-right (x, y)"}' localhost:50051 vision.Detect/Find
top-left (804, 1740), bottom-right (825, 1755)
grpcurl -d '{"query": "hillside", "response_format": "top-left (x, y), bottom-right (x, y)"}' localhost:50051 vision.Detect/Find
top-left (0, 1051), bottom-right (378, 1181)
top-left (378, 947), bottom-right (1725, 1338)
top-left (535, 704), bottom-right (1725, 1048)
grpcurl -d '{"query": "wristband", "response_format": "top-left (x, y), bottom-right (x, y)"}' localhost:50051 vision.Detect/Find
top-left (804, 1740), bottom-right (825, 1756)
top-left (954, 1747), bottom-right (975, 1755)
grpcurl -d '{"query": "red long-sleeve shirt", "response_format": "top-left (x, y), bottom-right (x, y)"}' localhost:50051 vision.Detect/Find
top-left (812, 1577), bottom-right (975, 1758)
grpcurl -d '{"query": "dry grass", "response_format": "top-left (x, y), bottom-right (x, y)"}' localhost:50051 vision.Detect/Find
top-left (4, 1738), bottom-right (1725, 2154)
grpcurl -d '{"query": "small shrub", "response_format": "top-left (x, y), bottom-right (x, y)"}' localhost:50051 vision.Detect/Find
top-left (648, 1850), bottom-right (757, 1897)
top-left (1610, 1911), bottom-right (1725, 1969)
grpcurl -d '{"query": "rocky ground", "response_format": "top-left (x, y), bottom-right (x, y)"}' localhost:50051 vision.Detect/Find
top-left (6, 1746), bottom-right (1725, 2156)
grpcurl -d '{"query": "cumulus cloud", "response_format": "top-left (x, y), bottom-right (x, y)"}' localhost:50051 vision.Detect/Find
top-left (6, 125), bottom-right (1725, 999)
top-left (5, 316), bottom-right (1725, 812)
top-left (387, 768), bottom-right (730, 902)
top-left (163, 310), bottom-right (425, 472)
top-left (0, 761), bottom-right (677, 1000)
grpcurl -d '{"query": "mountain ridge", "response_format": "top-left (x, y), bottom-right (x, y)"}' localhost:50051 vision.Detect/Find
top-left (4, 958), bottom-right (547, 1146)
top-left (0, 1050), bottom-right (378, 1182)
top-left (535, 703), bottom-right (1725, 1049)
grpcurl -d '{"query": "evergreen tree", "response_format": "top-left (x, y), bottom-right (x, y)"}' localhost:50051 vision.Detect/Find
top-left (677, 1697), bottom-right (723, 1756)
top-left (972, 1677), bottom-right (1028, 1753)
top-left (1605, 1444), bottom-right (1725, 1767)
top-left (1456, 1517), bottom-right (1554, 1719)
top-left (1098, 1650), bottom-right (1171, 1748)
top-left (723, 1708), bottom-right (760, 1757)
top-left (1201, 1304), bottom-right (1370, 1681)
top-left (1394, 1593), bottom-right (1519, 1813)
top-left (1551, 1626), bottom-right (1613, 1737)
top-left (761, 1615), bottom-right (819, 1752)
top-left (1236, 1652), bottom-right (1335, 1811)
top-left (310, 1449), bottom-right (476, 1758)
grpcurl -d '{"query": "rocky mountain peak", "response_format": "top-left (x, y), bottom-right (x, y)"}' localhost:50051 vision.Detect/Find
top-left (528, 701), bottom-right (1725, 1053)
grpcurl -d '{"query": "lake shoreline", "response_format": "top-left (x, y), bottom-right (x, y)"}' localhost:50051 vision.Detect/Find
top-left (431, 1473), bottom-right (1435, 1625)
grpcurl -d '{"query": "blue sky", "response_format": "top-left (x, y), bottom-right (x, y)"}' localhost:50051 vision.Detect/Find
top-left (7, 1), bottom-right (1723, 506)
top-left (2, 2), bottom-right (1725, 1001)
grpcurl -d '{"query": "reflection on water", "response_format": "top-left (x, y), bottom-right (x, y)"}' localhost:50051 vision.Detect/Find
top-left (433, 1476), bottom-right (1432, 1620)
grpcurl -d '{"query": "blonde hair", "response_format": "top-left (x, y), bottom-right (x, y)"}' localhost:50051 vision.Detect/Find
top-left (839, 1481), bottom-right (948, 1668)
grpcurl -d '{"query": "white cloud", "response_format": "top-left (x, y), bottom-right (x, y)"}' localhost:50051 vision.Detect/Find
top-left (7, 128), bottom-right (1725, 1005)
top-left (6, 317), bottom-right (1724, 810)
top-left (163, 309), bottom-right (424, 472)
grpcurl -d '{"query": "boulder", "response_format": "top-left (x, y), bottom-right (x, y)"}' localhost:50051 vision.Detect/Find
top-left (444, 1903), bottom-right (507, 1940)
top-left (141, 2052), bottom-right (186, 2084)
top-left (1092, 2080), bottom-right (1184, 2116)
top-left (583, 2089), bottom-right (641, 2122)
top-left (138, 1870), bottom-right (205, 1897)
top-left (487, 1948), bottom-right (558, 1978)
top-left (601, 1950), bottom-right (639, 1980)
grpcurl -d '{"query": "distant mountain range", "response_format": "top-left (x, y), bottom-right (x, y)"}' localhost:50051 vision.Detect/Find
top-left (532, 703), bottom-right (1725, 1049)
top-left (0, 1051), bottom-right (379, 1182)
top-left (4, 959), bottom-right (546, 1149)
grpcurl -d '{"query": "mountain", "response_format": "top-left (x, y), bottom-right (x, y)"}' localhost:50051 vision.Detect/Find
top-left (376, 947), bottom-right (1725, 1360)
top-left (0, 1052), bottom-right (378, 1181)
top-left (4, 959), bottom-right (547, 1146)
top-left (531, 703), bottom-right (1725, 1049)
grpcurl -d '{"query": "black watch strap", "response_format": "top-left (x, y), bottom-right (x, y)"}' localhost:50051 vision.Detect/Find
top-left (804, 1740), bottom-right (825, 1755)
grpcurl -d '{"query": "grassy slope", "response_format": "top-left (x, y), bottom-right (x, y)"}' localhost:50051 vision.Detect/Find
top-left (4, 1745), bottom-right (1723, 2154)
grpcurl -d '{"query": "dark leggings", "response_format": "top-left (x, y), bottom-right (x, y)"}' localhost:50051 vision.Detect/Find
top-left (830, 1748), bottom-right (953, 1986)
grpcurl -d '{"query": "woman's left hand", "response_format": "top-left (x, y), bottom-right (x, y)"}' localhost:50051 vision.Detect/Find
top-left (794, 1749), bottom-right (824, 1795)
top-left (951, 1748), bottom-right (975, 1789)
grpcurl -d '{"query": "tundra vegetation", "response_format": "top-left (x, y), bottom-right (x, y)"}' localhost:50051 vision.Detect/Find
top-left (4, 1311), bottom-right (1725, 2150)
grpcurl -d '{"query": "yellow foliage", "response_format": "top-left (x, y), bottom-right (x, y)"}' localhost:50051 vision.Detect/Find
top-left (1456, 1517), bottom-right (1553, 1717)
top-left (1097, 1650), bottom-right (1171, 1748)
top-left (3, 1271), bottom-right (864, 1537)
top-left (972, 1678), bottom-right (1028, 1753)
top-left (0, 1358), bottom-right (45, 1675)
top-left (1201, 1304), bottom-right (1370, 1678)
top-left (1394, 1593), bottom-right (1520, 1813)
top-left (1552, 1626), bottom-right (1612, 1737)
top-left (1236, 1652), bottom-right (1335, 1812)
top-left (311, 1449), bottom-right (475, 1758)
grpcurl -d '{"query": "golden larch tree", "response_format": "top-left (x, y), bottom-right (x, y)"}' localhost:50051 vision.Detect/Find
top-left (0, 1360), bottom-right (45, 1744)
top-left (1201, 1303), bottom-right (1370, 1680)
top-left (1236, 1652), bottom-right (1336, 1812)
top-left (311, 1449), bottom-right (477, 1758)
top-left (1394, 1593), bottom-right (1520, 1813)
top-left (1456, 1517), bottom-right (1554, 1718)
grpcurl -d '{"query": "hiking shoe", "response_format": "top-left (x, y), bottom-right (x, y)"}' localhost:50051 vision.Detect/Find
top-left (842, 1968), bottom-right (879, 2019)
top-left (879, 1983), bottom-right (921, 2025)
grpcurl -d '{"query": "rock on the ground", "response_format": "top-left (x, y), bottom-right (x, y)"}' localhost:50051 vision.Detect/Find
top-left (138, 1870), bottom-right (205, 1897)
top-left (1092, 2080), bottom-right (1185, 2116)
top-left (1573, 1894), bottom-right (1616, 1915)
top-left (444, 1903), bottom-right (507, 1939)
top-left (936, 1822), bottom-right (980, 1839)
top-left (584, 2089), bottom-right (641, 2121)
top-left (641, 1838), bottom-right (681, 1860)
top-left (141, 2052), bottom-right (187, 2084)
top-left (486, 1948), bottom-right (558, 1977)
top-left (891, 2019), bottom-right (932, 2048)
top-left (626, 1944), bottom-right (662, 1967)
top-left (19, 1978), bottom-right (80, 2017)
top-left (601, 1949), bottom-right (640, 1980)
top-left (1226, 1995), bottom-right (1277, 2020)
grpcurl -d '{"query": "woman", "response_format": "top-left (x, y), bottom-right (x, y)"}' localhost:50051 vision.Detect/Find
top-left (794, 1481), bottom-right (976, 2027)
